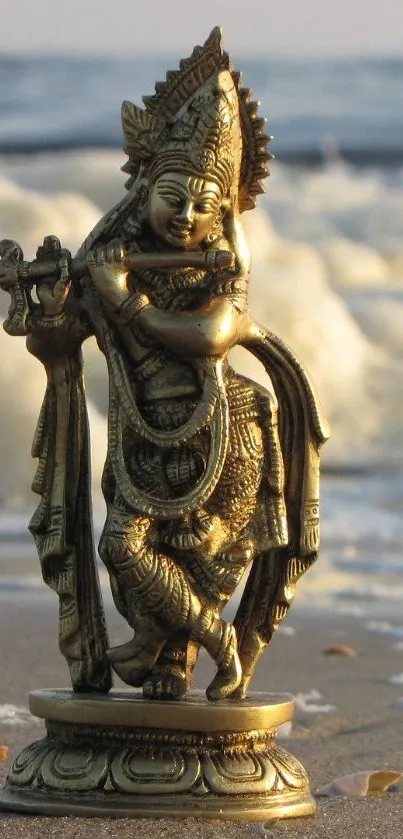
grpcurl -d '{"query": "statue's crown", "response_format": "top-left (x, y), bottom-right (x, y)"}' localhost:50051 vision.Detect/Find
top-left (121, 27), bottom-right (272, 211)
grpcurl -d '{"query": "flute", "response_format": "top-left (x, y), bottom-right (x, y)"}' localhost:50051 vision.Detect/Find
top-left (0, 239), bottom-right (234, 285)
top-left (0, 238), bottom-right (235, 336)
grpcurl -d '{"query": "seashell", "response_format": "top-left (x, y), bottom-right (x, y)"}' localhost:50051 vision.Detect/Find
top-left (0, 745), bottom-right (8, 761)
top-left (317, 770), bottom-right (403, 797)
top-left (322, 644), bottom-right (358, 657)
top-left (251, 823), bottom-right (277, 838)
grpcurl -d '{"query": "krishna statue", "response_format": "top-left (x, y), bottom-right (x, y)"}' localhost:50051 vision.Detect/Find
top-left (0, 29), bottom-right (329, 821)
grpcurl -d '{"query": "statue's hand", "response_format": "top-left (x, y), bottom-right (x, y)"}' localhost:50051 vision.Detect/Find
top-left (0, 239), bottom-right (24, 292)
top-left (223, 204), bottom-right (236, 242)
top-left (223, 206), bottom-right (251, 277)
top-left (86, 242), bottom-right (129, 308)
top-left (36, 251), bottom-right (71, 315)
top-left (0, 262), bottom-right (19, 292)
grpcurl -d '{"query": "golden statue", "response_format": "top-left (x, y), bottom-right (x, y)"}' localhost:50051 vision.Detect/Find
top-left (0, 29), bottom-right (329, 821)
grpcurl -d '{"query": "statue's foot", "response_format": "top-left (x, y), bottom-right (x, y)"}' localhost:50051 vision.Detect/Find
top-left (107, 635), bottom-right (142, 664)
top-left (109, 658), bottom-right (151, 687)
top-left (107, 633), bottom-right (165, 686)
top-left (206, 651), bottom-right (242, 701)
top-left (205, 624), bottom-right (242, 701)
top-left (142, 664), bottom-right (188, 701)
top-left (231, 681), bottom-right (248, 700)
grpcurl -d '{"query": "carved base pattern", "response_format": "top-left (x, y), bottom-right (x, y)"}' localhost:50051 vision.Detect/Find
top-left (0, 691), bottom-right (315, 821)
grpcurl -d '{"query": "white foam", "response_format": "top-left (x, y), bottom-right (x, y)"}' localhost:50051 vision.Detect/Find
top-left (294, 689), bottom-right (336, 714)
top-left (0, 323), bottom-right (106, 506)
top-left (0, 151), bottom-right (402, 487)
top-left (341, 585), bottom-right (403, 602)
top-left (0, 575), bottom-right (42, 589)
top-left (277, 625), bottom-right (296, 636)
top-left (0, 171), bottom-right (101, 263)
top-left (0, 704), bottom-right (36, 726)
top-left (366, 622), bottom-right (403, 639)
top-left (266, 160), bottom-right (403, 265)
top-left (335, 604), bottom-right (365, 618)
top-left (347, 294), bottom-right (403, 358)
top-left (277, 721), bottom-right (293, 738)
top-left (239, 209), bottom-right (403, 466)
top-left (2, 150), bottom-right (124, 216)
top-left (318, 238), bottom-right (391, 289)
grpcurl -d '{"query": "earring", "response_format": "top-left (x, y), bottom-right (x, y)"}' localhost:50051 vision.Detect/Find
top-left (204, 213), bottom-right (224, 245)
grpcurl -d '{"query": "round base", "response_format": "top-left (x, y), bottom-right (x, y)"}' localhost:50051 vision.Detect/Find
top-left (0, 689), bottom-right (315, 822)
top-left (0, 786), bottom-right (315, 820)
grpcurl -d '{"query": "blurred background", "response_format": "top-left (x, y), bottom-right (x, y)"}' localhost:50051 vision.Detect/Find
top-left (0, 0), bottom-right (403, 620)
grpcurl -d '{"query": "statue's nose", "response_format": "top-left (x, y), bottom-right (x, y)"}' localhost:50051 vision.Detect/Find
top-left (177, 201), bottom-right (194, 224)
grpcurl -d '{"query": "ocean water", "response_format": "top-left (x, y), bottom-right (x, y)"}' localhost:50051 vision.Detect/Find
top-left (1, 54), bottom-right (403, 164)
top-left (0, 55), bottom-right (402, 620)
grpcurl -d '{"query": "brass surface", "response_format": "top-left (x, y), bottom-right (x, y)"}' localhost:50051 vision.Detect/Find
top-left (0, 692), bottom-right (315, 820)
top-left (0, 246), bottom-right (234, 283)
top-left (0, 789), bottom-right (316, 821)
top-left (0, 27), bottom-right (328, 820)
top-left (29, 689), bottom-right (295, 731)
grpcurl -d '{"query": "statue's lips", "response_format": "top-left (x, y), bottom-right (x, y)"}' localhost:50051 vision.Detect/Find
top-left (169, 222), bottom-right (193, 240)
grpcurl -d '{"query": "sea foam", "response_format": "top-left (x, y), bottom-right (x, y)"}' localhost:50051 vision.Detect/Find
top-left (0, 151), bottom-right (402, 506)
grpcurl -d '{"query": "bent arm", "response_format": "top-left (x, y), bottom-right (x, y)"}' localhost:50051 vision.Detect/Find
top-left (131, 214), bottom-right (251, 358)
top-left (224, 209), bottom-right (251, 281)
top-left (136, 297), bottom-right (250, 357)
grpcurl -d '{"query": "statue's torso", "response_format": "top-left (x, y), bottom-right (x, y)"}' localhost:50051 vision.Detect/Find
top-left (124, 263), bottom-right (218, 403)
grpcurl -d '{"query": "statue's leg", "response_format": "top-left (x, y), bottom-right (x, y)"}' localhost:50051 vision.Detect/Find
top-left (139, 533), bottom-right (256, 700)
top-left (98, 508), bottom-right (167, 685)
top-left (103, 511), bottom-right (242, 699)
top-left (142, 414), bottom-right (266, 699)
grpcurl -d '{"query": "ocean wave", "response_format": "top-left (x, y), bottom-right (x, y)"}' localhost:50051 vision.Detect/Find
top-left (0, 150), bottom-right (402, 506)
top-left (2, 142), bottom-right (403, 166)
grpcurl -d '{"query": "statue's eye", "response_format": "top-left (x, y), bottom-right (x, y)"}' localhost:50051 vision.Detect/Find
top-left (166, 195), bottom-right (182, 208)
top-left (194, 203), bottom-right (209, 213)
top-left (158, 191), bottom-right (183, 209)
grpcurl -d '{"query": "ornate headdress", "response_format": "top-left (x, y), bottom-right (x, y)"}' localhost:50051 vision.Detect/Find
top-left (121, 28), bottom-right (272, 212)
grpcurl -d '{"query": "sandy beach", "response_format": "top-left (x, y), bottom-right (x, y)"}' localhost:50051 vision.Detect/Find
top-left (1, 590), bottom-right (402, 839)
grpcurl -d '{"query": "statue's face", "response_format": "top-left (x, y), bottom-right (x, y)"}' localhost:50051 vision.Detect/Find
top-left (147, 172), bottom-right (222, 248)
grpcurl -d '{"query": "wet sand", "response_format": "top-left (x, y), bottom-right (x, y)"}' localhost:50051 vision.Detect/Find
top-left (1, 594), bottom-right (403, 838)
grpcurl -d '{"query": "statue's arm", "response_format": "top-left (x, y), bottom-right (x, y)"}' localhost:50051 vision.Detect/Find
top-left (134, 297), bottom-right (248, 357)
top-left (134, 209), bottom-right (251, 356)
top-left (133, 220), bottom-right (249, 356)
top-left (86, 208), bottom-right (251, 358)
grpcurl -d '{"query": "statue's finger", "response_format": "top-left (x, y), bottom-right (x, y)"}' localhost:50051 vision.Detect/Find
top-left (52, 279), bottom-right (71, 301)
top-left (114, 243), bottom-right (125, 264)
top-left (58, 257), bottom-right (70, 284)
top-left (94, 246), bottom-right (106, 266)
top-left (104, 244), bottom-right (115, 264)
top-left (0, 268), bottom-right (18, 289)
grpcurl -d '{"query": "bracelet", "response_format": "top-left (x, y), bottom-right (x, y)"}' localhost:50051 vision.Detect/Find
top-left (119, 292), bottom-right (150, 325)
top-left (28, 311), bottom-right (68, 331)
top-left (17, 261), bottom-right (30, 281)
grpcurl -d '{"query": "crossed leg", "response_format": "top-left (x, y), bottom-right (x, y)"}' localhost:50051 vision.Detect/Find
top-left (101, 509), bottom-right (244, 700)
